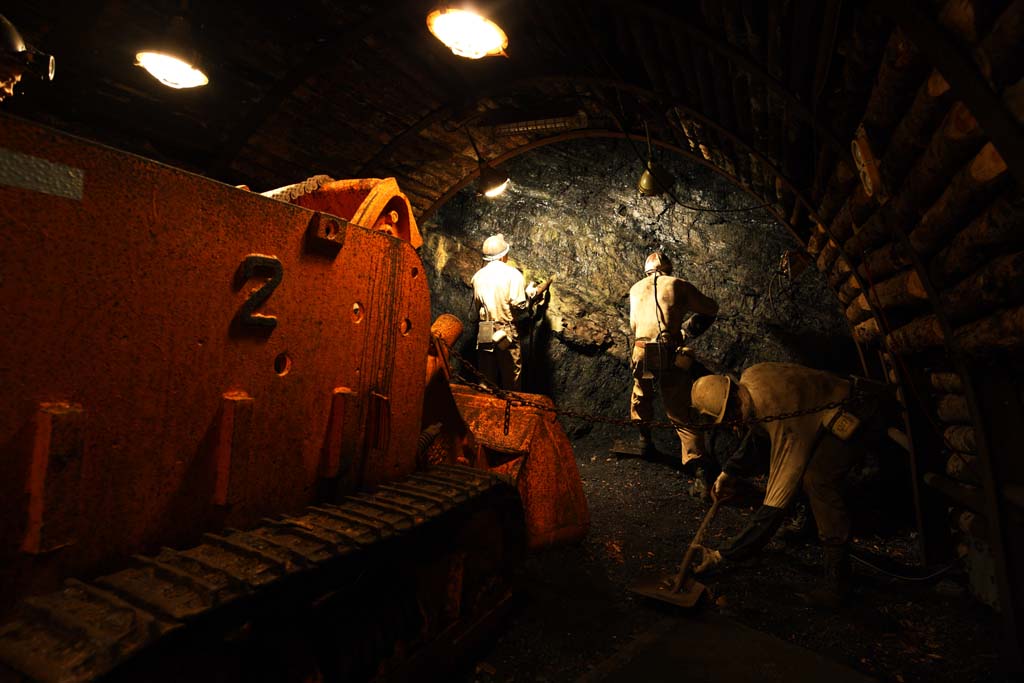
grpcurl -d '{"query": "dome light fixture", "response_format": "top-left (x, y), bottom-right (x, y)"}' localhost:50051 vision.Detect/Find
top-left (426, 7), bottom-right (508, 59)
top-left (637, 123), bottom-right (675, 197)
top-left (135, 15), bottom-right (208, 89)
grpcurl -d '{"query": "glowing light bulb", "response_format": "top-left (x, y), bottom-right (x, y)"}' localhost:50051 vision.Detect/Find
top-left (135, 51), bottom-right (208, 89)
top-left (426, 8), bottom-right (508, 59)
top-left (483, 178), bottom-right (509, 197)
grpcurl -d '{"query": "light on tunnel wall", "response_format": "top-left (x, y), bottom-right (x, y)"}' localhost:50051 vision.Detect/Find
top-left (135, 15), bottom-right (208, 89)
top-left (426, 7), bottom-right (508, 59)
top-left (478, 164), bottom-right (510, 197)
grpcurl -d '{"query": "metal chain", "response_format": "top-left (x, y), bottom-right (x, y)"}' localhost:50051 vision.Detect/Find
top-left (436, 336), bottom-right (862, 434)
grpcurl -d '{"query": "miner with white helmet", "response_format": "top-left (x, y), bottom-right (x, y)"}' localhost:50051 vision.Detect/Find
top-left (470, 234), bottom-right (541, 390)
top-left (628, 250), bottom-right (718, 480)
top-left (689, 362), bottom-right (890, 608)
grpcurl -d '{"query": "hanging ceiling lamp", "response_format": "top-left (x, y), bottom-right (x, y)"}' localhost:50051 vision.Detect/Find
top-left (478, 164), bottom-right (510, 197)
top-left (637, 123), bottom-right (674, 197)
top-left (136, 14), bottom-right (208, 89)
top-left (465, 128), bottom-right (509, 197)
top-left (426, 7), bottom-right (508, 59)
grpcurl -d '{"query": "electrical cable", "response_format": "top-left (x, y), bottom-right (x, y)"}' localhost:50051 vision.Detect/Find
top-left (850, 554), bottom-right (959, 582)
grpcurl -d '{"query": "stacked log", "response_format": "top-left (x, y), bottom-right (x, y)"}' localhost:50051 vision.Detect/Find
top-left (909, 139), bottom-right (1013, 255)
top-left (956, 305), bottom-right (1024, 353)
top-left (944, 425), bottom-right (976, 453)
top-left (952, 508), bottom-right (988, 541)
top-left (929, 371), bottom-right (964, 393)
top-left (947, 452), bottom-right (980, 485)
top-left (936, 393), bottom-right (971, 423)
top-left (942, 251), bottom-right (1024, 323)
top-left (887, 315), bottom-right (943, 353)
top-left (853, 317), bottom-right (882, 345)
top-left (925, 472), bottom-right (984, 511)
top-left (806, 223), bottom-right (829, 256)
top-left (930, 194), bottom-right (1023, 287)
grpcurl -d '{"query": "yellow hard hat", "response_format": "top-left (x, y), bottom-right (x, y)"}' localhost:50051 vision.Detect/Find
top-left (691, 375), bottom-right (732, 423)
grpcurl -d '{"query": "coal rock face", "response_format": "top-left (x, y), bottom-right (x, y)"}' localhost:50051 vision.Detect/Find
top-left (421, 139), bottom-right (856, 444)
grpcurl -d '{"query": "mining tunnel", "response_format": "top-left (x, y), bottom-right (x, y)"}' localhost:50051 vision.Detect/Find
top-left (0, 1), bottom-right (1021, 682)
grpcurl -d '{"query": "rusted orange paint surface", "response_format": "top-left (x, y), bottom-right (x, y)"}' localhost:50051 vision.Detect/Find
top-left (0, 117), bottom-right (431, 602)
top-left (451, 386), bottom-right (590, 549)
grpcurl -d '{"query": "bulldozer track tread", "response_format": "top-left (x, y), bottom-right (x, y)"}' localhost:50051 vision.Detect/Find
top-left (0, 466), bottom-right (513, 683)
top-left (407, 472), bottom-right (477, 498)
top-left (379, 482), bottom-right (452, 507)
top-left (309, 505), bottom-right (399, 538)
top-left (346, 496), bottom-right (422, 527)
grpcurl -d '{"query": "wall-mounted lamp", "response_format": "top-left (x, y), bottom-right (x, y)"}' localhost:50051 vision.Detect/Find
top-left (426, 6), bottom-right (508, 59)
top-left (466, 129), bottom-right (509, 197)
top-left (136, 14), bottom-right (208, 89)
top-left (637, 123), bottom-right (674, 197)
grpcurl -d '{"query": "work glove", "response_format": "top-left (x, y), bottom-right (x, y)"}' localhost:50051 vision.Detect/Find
top-left (711, 471), bottom-right (736, 503)
top-left (692, 545), bottom-right (724, 574)
top-left (526, 281), bottom-right (539, 300)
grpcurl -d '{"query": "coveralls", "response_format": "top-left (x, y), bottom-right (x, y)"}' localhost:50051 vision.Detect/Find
top-left (629, 272), bottom-right (718, 464)
top-left (719, 362), bottom-right (866, 560)
top-left (471, 259), bottom-right (528, 391)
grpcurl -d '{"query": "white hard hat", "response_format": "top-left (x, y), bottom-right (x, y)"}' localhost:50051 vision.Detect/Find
top-left (691, 375), bottom-right (733, 424)
top-left (482, 234), bottom-right (510, 261)
top-left (644, 251), bottom-right (672, 275)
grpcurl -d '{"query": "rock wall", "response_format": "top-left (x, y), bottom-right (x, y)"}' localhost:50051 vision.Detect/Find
top-left (420, 139), bottom-right (857, 444)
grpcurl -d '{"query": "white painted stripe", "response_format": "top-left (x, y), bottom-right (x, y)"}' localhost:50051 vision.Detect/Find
top-left (0, 148), bottom-right (84, 200)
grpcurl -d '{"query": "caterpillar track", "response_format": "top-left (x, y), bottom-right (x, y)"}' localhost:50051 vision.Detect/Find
top-left (0, 465), bottom-right (525, 683)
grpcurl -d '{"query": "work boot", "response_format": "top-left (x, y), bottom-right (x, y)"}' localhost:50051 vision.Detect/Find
top-left (637, 427), bottom-right (656, 457)
top-left (779, 502), bottom-right (816, 546)
top-left (800, 543), bottom-right (851, 609)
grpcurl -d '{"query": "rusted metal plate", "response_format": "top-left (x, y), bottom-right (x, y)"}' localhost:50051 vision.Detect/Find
top-left (0, 117), bottom-right (431, 603)
top-left (451, 385), bottom-right (590, 549)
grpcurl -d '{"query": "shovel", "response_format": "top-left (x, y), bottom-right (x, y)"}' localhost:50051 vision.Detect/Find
top-left (629, 497), bottom-right (723, 609)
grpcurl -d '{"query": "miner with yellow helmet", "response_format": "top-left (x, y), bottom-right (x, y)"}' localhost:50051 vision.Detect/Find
top-left (690, 362), bottom-right (888, 608)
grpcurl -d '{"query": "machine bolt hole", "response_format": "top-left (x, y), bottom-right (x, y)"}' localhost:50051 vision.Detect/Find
top-left (411, 267), bottom-right (419, 278)
top-left (324, 219), bottom-right (339, 238)
top-left (274, 352), bottom-right (292, 376)
top-left (352, 302), bottom-right (364, 323)
top-left (400, 319), bottom-right (412, 335)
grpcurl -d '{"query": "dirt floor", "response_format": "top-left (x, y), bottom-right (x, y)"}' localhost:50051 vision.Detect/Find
top-left (456, 431), bottom-right (1001, 683)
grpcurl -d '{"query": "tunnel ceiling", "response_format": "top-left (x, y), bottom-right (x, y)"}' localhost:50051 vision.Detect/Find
top-left (5, 0), bottom-right (1024, 662)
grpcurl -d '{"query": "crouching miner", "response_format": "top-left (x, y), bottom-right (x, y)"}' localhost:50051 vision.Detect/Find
top-left (629, 251), bottom-right (718, 477)
top-left (471, 234), bottom-right (546, 390)
top-left (689, 362), bottom-right (889, 608)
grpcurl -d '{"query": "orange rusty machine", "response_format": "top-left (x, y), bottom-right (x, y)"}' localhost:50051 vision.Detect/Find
top-left (0, 116), bottom-right (589, 682)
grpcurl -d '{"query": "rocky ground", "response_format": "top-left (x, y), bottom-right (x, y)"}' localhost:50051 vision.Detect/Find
top-left (454, 430), bottom-right (1000, 683)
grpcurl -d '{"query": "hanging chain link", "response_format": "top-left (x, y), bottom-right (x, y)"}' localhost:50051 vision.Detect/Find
top-left (436, 336), bottom-right (862, 434)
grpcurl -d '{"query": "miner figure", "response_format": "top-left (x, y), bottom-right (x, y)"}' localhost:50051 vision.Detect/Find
top-left (689, 362), bottom-right (890, 608)
top-left (471, 234), bottom-right (542, 391)
top-left (628, 251), bottom-right (719, 476)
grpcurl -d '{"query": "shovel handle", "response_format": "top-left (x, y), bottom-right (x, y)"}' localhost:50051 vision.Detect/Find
top-left (670, 498), bottom-right (723, 593)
